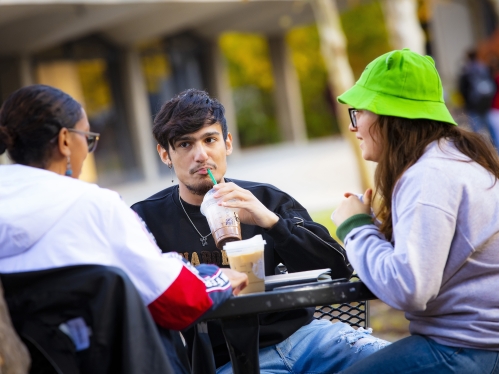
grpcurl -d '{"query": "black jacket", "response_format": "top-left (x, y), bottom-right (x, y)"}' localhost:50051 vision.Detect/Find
top-left (131, 179), bottom-right (352, 367)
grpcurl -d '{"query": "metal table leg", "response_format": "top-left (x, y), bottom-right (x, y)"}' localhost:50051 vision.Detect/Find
top-left (221, 314), bottom-right (260, 374)
top-left (191, 322), bottom-right (216, 374)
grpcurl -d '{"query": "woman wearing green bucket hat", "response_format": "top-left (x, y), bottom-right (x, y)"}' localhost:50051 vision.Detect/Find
top-left (332, 49), bottom-right (499, 374)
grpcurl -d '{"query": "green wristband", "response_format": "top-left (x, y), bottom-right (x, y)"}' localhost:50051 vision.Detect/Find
top-left (336, 214), bottom-right (373, 243)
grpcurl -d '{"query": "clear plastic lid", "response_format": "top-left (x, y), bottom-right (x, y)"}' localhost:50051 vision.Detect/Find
top-left (200, 189), bottom-right (218, 216)
top-left (223, 234), bottom-right (266, 253)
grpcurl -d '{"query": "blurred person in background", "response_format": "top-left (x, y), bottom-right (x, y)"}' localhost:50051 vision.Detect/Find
top-left (488, 56), bottom-right (499, 150)
top-left (333, 49), bottom-right (499, 373)
top-left (458, 48), bottom-right (496, 140)
top-left (0, 84), bottom-right (248, 373)
top-left (132, 88), bottom-right (389, 374)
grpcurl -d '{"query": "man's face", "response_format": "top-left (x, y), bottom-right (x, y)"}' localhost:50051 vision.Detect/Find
top-left (159, 123), bottom-right (233, 196)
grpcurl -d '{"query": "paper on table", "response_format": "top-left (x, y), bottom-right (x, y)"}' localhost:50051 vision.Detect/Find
top-left (264, 268), bottom-right (334, 291)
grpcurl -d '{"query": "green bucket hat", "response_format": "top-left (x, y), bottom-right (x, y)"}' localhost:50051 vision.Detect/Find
top-left (337, 48), bottom-right (457, 126)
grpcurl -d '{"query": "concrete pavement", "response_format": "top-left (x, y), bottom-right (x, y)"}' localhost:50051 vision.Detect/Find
top-left (113, 136), bottom-right (364, 213)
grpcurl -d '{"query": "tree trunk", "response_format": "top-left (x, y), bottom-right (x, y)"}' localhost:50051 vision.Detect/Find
top-left (382, 0), bottom-right (426, 54)
top-left (0, 280), bottom-right (30, 374)
top-left (311, 0), bottom-right (374, 191)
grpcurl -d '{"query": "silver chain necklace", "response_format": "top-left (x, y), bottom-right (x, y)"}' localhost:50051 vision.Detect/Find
top-left (178, 190), bottom-right (212, 246)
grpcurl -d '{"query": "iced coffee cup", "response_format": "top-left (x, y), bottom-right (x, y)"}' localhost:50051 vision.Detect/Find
top-left (224, 235), bottom-right (266, 295)
top-left (200, 188), bottom-right (242, 250)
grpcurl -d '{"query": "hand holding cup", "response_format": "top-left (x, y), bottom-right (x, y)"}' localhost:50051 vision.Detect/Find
top-left (331, 188), bottom-right (373, 227)
top-left (212, 182), bottom-right (279, 229)
top-left (221, 268), bottom-right (249, 296)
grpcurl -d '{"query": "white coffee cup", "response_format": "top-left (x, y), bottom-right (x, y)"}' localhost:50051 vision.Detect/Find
top-left (224, 235), bottom-right (266, 295)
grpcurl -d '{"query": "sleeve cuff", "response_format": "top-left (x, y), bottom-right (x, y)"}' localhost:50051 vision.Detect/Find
top-left (265, 214), bottom-right (288, 243)
top-left (336, 214), bottom-right (373, 243)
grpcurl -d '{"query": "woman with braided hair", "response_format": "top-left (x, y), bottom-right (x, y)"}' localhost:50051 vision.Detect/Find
top-left (0, 84), bottom-right (247, 373)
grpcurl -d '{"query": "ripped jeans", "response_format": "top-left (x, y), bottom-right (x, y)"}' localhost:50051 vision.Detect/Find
top-left (338, 335), bottom-right (499, 374)
top-left (216, 319), bottom-right (389, 374)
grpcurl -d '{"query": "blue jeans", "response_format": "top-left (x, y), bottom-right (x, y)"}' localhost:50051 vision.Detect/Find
top-left (339, 335), bottom-right (499, 374)
top-left (217, 319), bottom-right (389, 374)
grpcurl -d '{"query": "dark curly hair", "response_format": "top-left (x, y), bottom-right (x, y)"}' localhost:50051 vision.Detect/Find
top-left (0, 84), bottom-right (83, 167)
top-left (152, 88), bottom-right (227, 152)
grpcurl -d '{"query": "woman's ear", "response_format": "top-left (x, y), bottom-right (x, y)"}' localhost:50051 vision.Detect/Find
top-left (57, 128), bottom-right (71, 157)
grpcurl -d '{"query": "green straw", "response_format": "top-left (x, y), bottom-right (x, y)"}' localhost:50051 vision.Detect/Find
top-left (207, 169), bottom-right (217, 185)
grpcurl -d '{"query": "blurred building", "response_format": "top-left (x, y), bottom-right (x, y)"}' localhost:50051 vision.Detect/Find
top-left (0, 0), bottom-right (495, 189)
top-left (0, 0), bottom-right (319, 186)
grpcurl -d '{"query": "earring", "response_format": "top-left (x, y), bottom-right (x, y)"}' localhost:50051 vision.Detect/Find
top-left (168, 163), bottom-right (174, 183)
top-left (65, 156), bottom-right (73, 177)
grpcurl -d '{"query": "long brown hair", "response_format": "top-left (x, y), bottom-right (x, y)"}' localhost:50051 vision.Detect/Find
top-left (373, 116), bottom-right (499, 242)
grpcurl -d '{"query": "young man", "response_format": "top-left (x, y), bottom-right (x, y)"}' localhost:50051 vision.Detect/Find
top-left (131, 89), bottom-right (388, 373)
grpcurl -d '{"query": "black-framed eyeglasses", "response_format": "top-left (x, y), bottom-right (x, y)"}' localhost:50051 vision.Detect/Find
top-left (67, 128), bottom-right (100, 153)
top-left (348, 108), bottom-right (359, 128)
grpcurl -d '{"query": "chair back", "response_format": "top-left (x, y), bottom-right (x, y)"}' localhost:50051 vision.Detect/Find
top-left (314, 274), bottom-right (370, 329)
top-left (1, 265), bottom-right (175, 374)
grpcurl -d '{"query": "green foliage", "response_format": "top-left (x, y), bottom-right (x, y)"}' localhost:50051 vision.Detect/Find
top-left (287, 25), bottom-right (339, 137)
top-left (340, 0), bottom-right (392, 79)
top-left (141, 54), bottom-right (171, 95)
top-left (219, 33), bottom-right (274, 91)
top-left (220, 33), bottom-right (279, 148)
top-left (232, 86), bottom-right (281, 147)
top-left (219, 0), bottom-right (392, 147)
top-left (220, 29), bottom-right (338, 147)
top-left (77, 59), bottom-right (112, 117)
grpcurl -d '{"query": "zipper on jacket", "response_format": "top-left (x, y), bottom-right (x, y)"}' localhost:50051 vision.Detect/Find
top-left (292, 216), bottom-right (352, 268)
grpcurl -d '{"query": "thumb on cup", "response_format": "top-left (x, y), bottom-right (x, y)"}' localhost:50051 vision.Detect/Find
top-left (363, 188), bottom-right (373, 207)
top-left (221, 268), bottom-right (249, 296)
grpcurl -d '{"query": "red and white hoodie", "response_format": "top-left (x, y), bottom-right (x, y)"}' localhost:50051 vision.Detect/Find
top-left (0, 164), bottom-right (232, 330)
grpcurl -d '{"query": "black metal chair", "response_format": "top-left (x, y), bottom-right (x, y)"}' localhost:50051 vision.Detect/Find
top-left (314, 274), bottom-right (370, 329)
top-left (275, 265), bottom-right (370, 330)
top-left (1, 265), bottom-right (177, 374)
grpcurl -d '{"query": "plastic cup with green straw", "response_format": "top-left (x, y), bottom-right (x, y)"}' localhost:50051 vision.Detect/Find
top-left (207, 169), bottom-right (217, 185)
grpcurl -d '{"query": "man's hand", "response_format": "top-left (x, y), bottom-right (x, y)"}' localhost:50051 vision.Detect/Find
top-left (220, 268), bottom-right (249, 296)
top-left (212, 182), bottom-right (279, 229)
top-left (332, 188), bottom-right (372, 227)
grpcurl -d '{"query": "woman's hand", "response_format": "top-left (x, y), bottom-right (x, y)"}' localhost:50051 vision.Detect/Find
top-left (220, 268), bottom-right (249, 296)
top-left (212, 182), bottom-right (279, 229)
top-left (332, 188), bottom-right (372, 227)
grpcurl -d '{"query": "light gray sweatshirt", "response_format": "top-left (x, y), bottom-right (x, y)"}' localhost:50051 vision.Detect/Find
top-left (343, 140), bottom-right (499, 350)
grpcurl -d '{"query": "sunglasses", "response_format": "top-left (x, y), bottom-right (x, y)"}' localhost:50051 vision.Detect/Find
top-left (67, 128), bottom-right (100, 153)
top-left (348, 108), bottom-right (359, 128)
